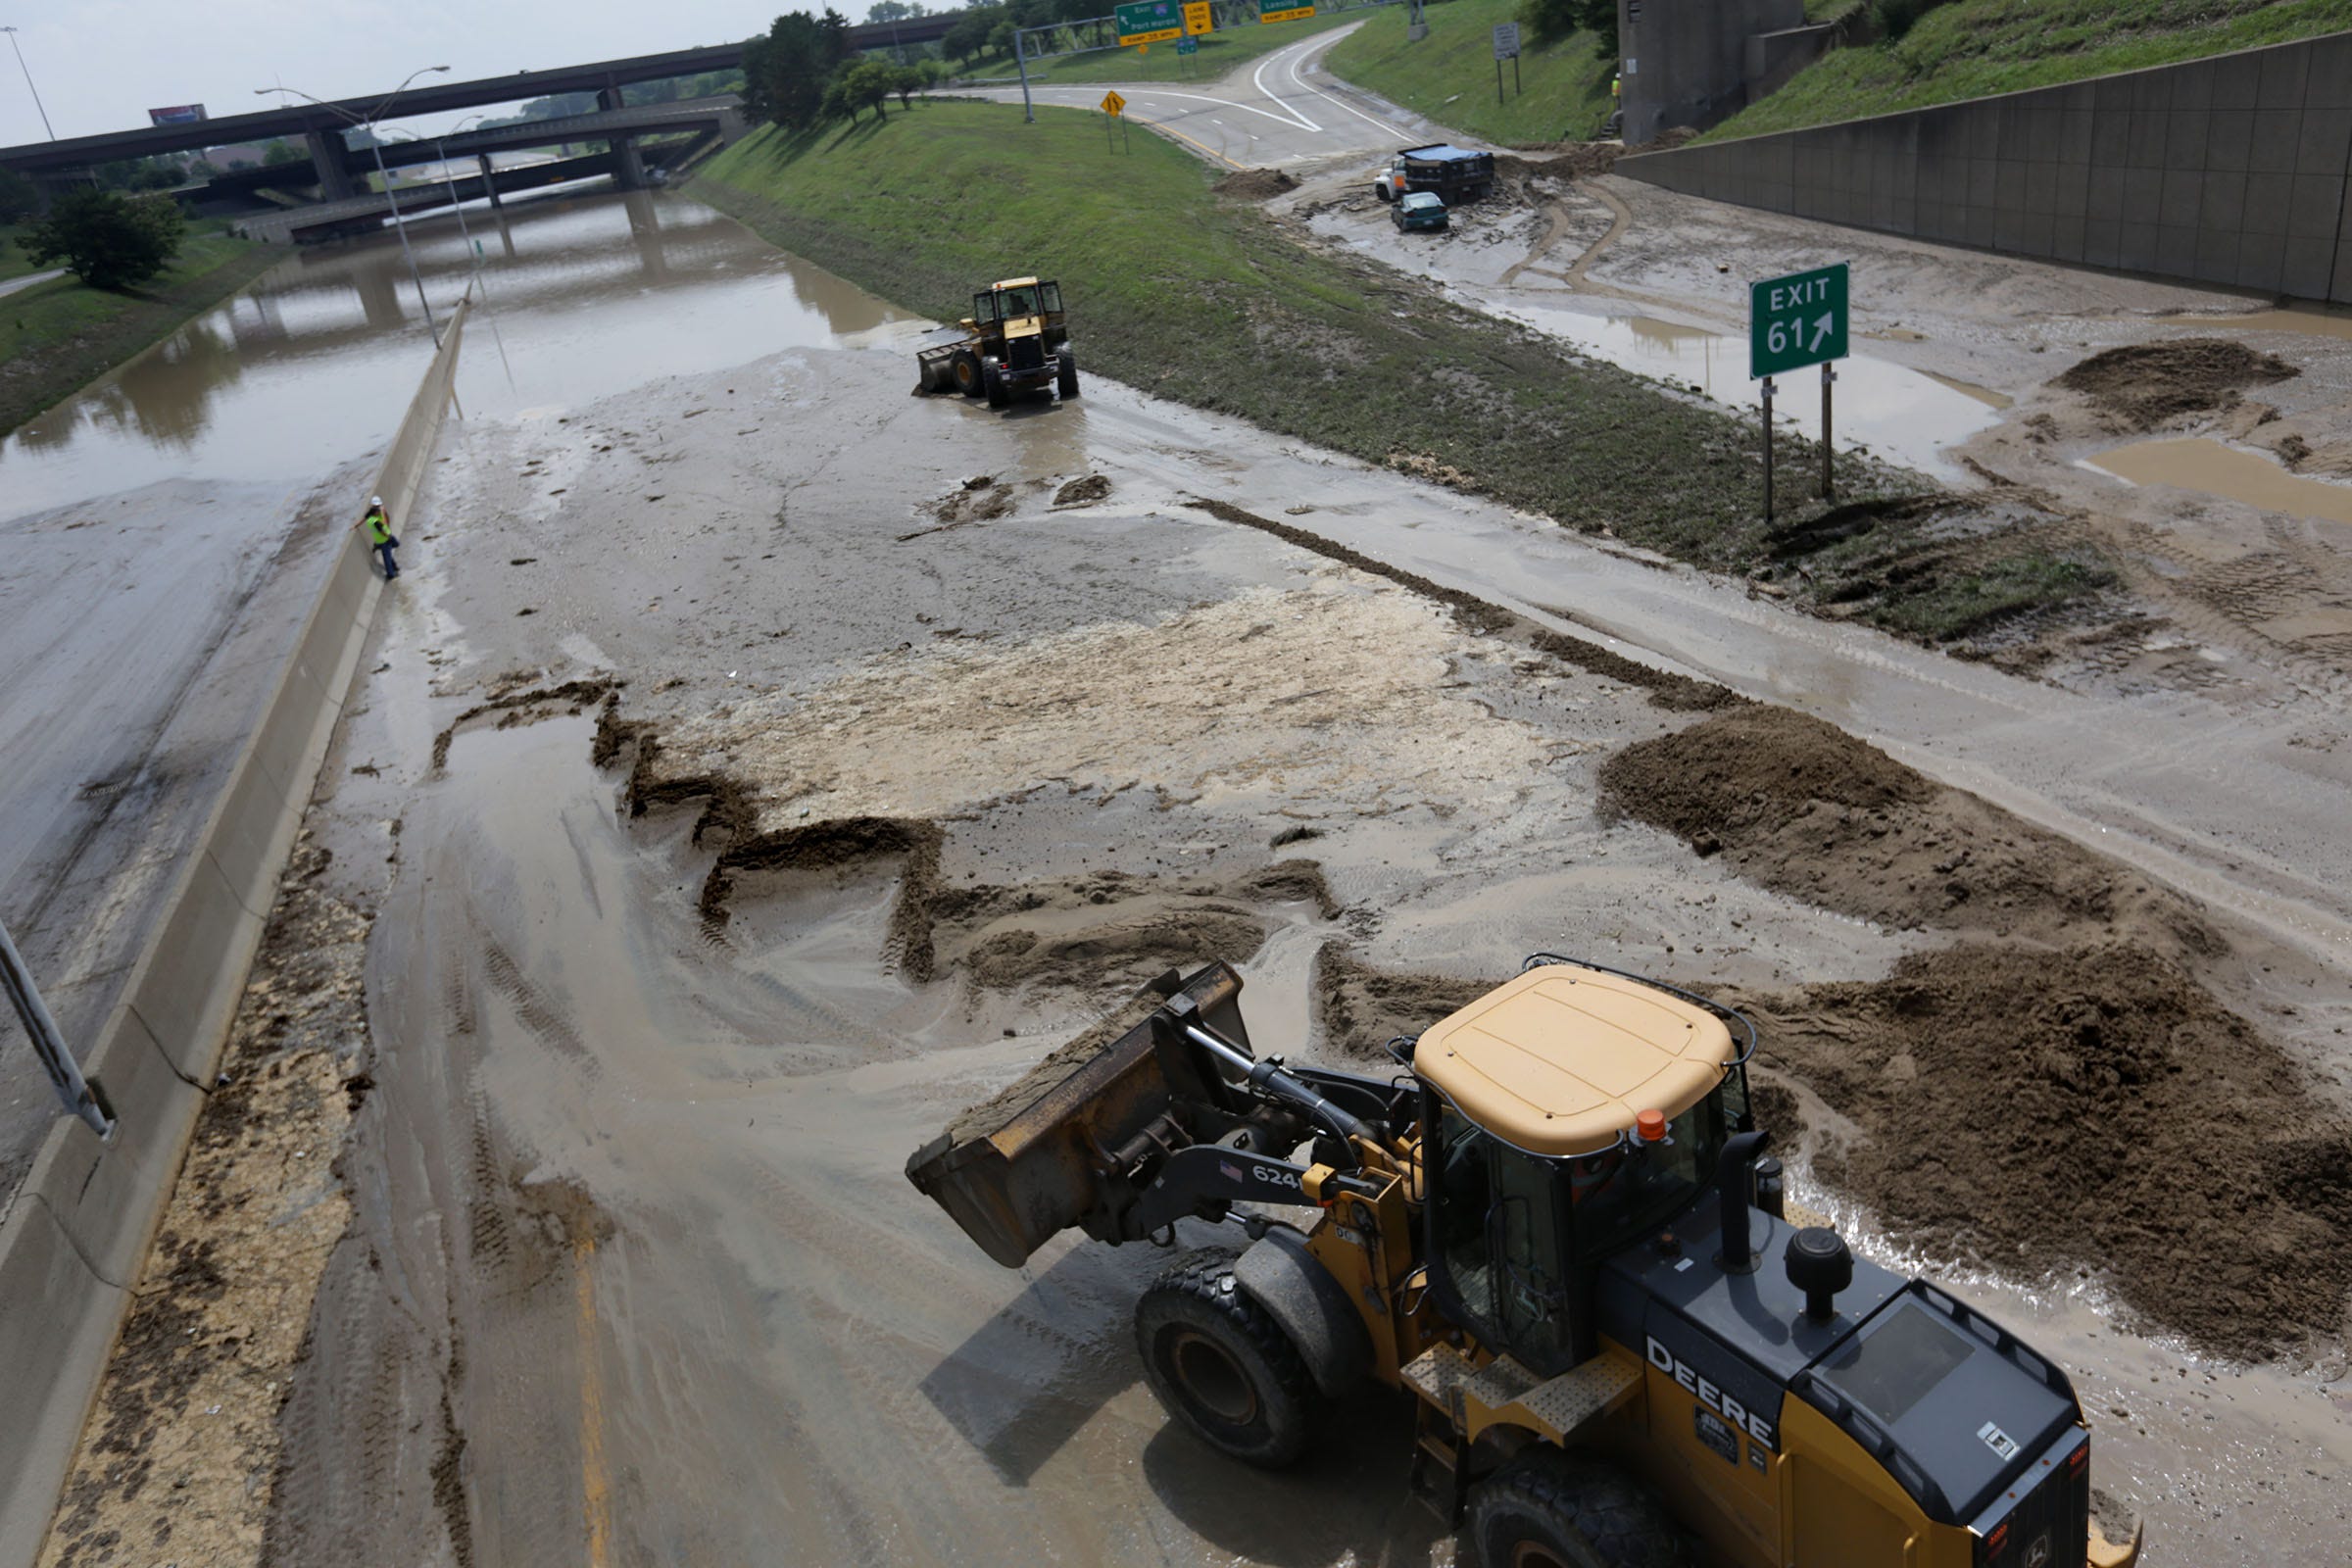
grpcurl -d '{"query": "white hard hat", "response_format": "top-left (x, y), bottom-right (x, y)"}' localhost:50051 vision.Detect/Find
top-left (370, 495), bottom-right (384, 506)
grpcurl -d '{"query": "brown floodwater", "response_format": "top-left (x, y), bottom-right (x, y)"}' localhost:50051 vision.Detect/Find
top-left (0, 187), bottom-right (914, 523)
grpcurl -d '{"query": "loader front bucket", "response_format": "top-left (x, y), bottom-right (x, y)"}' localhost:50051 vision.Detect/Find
top-left (906, 962), bottom-right (1250, 1267)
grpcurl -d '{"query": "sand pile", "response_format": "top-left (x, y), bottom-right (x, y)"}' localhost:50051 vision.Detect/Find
top-left (933, 861), bottom-right (1338, 992)
top-left (1213, 168), bottom-right (1298, 200)
top-left (2053, 339), bottom-right (2298, 431)
top-left (1741, 945), bottom-right (2352, 1359)
top-left (1597, 706), bottom-right (2218, 956)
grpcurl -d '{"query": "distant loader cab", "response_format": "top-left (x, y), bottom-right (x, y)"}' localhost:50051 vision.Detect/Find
top-left (914, 275), bottom-right (1081, 408)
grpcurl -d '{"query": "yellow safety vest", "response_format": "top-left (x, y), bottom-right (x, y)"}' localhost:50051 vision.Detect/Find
top-left (366, 510), bottom-right (391, 545)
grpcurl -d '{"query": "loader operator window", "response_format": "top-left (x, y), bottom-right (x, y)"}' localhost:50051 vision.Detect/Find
top-left (1040, 283), bottom-right (1062, 313)
top-left (1001, 287), bottom-right (1038, 318)
top-left (973, 293), bottom-right (999, 324)
top-left (1570, 1093), bottom-right (1725, 1260)
top-left (1429, 1100), bottom-right (1577, 1374)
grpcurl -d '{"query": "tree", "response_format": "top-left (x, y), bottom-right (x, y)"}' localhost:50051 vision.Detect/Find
top-left (21, 188), bottom-right (184, 290)
top-left (0, 167), bottom-right (39, 223)
top-left (743, 10), bottom-right (857, 127)
top-left (942, 4), bottom-right (1004, 62)
top-left (889, 63), bottom-right (926, 108)
top-left (867, 0), bottom-right (926, 19)
top-left (263, 138), bottom-right (301, 166)
top-left (1521, 0), bottom-right (1616, 57)
top-left (840, 59), bottom-right (898, 119)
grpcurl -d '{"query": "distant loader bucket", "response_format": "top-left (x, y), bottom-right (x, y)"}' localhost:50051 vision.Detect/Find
top-left (906, 963), bottom-right (1251, 1267)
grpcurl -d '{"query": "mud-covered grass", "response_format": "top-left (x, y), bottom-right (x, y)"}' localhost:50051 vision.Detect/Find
top-left (1701, 0), bottom-right (2352, 144)
top-left (694, 107), bottom-right (1958, 581)
top-left (1324, 0), bottom-right (1616, 145)
top-left (0, 228), bottom-right (274, 436)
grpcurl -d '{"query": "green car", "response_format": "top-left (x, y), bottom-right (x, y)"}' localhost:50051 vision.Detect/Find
top-left (1392, 191), bottom-right (1448, 232)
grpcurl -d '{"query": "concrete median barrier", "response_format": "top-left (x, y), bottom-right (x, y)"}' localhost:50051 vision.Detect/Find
top-left (0, 299), bottom-right (469, 1568)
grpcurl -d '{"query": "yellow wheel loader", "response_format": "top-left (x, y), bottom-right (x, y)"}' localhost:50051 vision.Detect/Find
top-left (907, 956), bottom-right (2144, 1568)
top-left (913, 276), bottom-right (1080, 408)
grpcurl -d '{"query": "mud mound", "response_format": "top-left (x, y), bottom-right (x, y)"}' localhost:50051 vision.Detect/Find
top-left (700, 815), bottom-right (945, 978)
top-left (925, 475), bottom-right (1017, 526)
top-left (1598, 706), bottom-right (2219, 956)
top-left (1054, 473), bottom-right (1112, 507)
top-left (1314, 948), bottom-right (1500, 1062)
top-left (431, 677), bottom-right (619, 771)
top-left (1496, 144), bottom-right (1619, 180)
top-left (1213, 168), bottom-right (1298, 200)
top-left (1741, 945), bottom-right (2352, 1359)
top-left (2052, 339), bottom-right (2298, 431)
top-left (964, 906), bottom-right (1267, 991)
top-left (935, 861), bottom-right (1335, 992)
top-left (1530, 629), bottom-right (1744, 712)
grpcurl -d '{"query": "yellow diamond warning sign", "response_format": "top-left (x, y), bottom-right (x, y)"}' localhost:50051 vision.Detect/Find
top-left (1101, 89), bottom-right (1127, 116)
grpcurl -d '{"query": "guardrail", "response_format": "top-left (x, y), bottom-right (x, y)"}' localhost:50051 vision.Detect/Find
top-left (0, 297), bottom-right (470, 1568)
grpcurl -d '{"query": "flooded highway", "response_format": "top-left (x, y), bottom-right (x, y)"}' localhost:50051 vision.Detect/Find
top-left (0, 186), bottom-right (912, 1287)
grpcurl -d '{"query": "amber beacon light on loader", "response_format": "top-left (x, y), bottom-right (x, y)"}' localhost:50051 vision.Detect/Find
top-left (907, 956), bottom-right (2143, 1568)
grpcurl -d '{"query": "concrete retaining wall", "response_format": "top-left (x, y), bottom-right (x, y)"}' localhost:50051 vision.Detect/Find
top-left (1616, 32), bottom-right (2352, 304)
top-left (0, 299), bottom-right (468, 1568)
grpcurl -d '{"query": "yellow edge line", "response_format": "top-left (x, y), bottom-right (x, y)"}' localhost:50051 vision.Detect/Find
top-left (1135, 115), bottom-right (1244, 170)
top-left (576, 1232), bottom-right (614, 1568)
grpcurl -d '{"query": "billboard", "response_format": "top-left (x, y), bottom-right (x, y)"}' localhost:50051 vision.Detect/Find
top-left (147, 104), bottom-right (210, 125)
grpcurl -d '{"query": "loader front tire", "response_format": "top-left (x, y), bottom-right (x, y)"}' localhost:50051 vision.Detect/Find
top-left (1058, 351), bottom-right (1080, 399)
top-left (950, 349), bottom-right (983, 397)
top-left (1467, 1449), bottom-right (1697, 1568)
top-left (1136, 1257), bottom-right (1315, 1468)
top-left (984, 365), bottom-right (1009, 409)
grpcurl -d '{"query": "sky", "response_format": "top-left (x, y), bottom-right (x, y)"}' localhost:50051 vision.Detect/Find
top-left (0, 0), bottom-right (809, 146)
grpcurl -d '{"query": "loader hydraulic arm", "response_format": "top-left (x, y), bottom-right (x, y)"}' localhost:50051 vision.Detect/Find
top-left (1155, 995), bottom-right (1382, 1152)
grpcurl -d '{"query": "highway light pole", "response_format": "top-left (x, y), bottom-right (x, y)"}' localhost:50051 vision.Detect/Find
top-left (257, 67), bottom-right (452, 346)
top-left (431, 115), bottom-right (488, 292)
top-left (0, 24), bottom-right (55, 139)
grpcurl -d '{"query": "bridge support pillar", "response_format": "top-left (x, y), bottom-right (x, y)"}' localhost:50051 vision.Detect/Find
top-left (477, 153), bottom-right (505, 209)
top-left (612, 133), bottom-right (648, 191)
top-left (305, 129), bottom-right (358, 200)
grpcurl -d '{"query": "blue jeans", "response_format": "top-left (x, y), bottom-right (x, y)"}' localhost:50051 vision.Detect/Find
top-left (375, 540), bottom-right (399, 578)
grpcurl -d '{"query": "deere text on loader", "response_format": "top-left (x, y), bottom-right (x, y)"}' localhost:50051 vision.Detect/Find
top-left (914, 276), bottom-right (1080, 409)
top-left (907, 956), bottom-right (2143, 1568)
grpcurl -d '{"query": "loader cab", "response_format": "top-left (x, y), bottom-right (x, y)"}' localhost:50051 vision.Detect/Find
top-left (975, 277), bottom-right (1064, 341)
top-left (1414, 960), bottom-right (1751, 1377)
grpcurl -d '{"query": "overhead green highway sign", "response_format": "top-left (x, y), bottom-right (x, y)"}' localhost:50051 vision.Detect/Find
top-left (1116, 0), bottom-right (1185, 44)
top-left (1748, 262), bottom-right (1848, 380)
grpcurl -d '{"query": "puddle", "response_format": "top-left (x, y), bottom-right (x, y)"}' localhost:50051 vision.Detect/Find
top-left (2083, 436), bottom-right (2352, 527)
top-left (1491, 300), bottom-right (2006, 481)
top-left (1920, 369), bottom-right (2013, 411)
top-left (2154, 304), bottom-right (2352, 342)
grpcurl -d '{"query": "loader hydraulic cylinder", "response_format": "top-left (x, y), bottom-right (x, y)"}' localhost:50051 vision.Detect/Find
top-left (1162, 999), bottom-right (1379, 1149)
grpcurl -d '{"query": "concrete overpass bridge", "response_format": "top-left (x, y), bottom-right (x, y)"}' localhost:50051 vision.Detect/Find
top-left (223, 95), bottom-right (748, 242)
top-left (0, 20), bottom-right (949, 183)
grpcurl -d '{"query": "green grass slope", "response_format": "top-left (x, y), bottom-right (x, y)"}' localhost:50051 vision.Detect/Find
top-left (1007, 8), bottom-right (1359, 87)
top-left (1323, 0), bottom-right (1614, 146)
top-left (1704, 0), bottom-right (2352, 142)
top-left (689, 106), bottom-right (2117, 642)
top-left (0, 227), bottom-right (272, 435)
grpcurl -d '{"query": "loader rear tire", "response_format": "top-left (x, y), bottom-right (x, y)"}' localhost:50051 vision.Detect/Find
top-left (1467, 1449), bottom-right (1697, 1568)
top-left (1058, 351), bottom-right (1080, 399)
top-left (1135, 1256), bottom-right (1315, 1469)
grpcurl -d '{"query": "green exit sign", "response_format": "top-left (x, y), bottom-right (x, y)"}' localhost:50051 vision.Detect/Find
top-left (1749, 263), bottom-right (1848, 379)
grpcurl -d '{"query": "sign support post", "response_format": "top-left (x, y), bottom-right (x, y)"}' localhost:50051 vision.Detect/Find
top-left (1821, 365), bottom-right (1836, 501)
top-left (1761, 377), bottom-right (1776, 524)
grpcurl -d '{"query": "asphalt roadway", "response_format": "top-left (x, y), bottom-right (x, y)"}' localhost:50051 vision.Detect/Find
top-left (978, 24), bottom-right (1450, 171)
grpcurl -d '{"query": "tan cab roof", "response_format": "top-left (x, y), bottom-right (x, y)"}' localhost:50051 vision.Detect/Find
top-left (1416, 965), bottom-right (1735, 1156)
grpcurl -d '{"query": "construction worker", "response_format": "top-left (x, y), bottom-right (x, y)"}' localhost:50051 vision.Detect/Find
top-left (359, 495), bottom-right (399, 580)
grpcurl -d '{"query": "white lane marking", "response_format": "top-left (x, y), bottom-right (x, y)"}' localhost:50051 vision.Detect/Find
top-left (1248, 49), bottom-right (1323, 132)
top-left (1086, 84), bottom-right (1315, 131)
top-left (1287, 38), bottom-right (1402, 137)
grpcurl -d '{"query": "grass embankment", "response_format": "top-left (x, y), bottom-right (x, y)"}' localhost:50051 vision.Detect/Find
top-left (1, 224), bottom-right (46, 283)
top-left (1703, 0), bottom-right (2352, 143)
top-left (1008, 7), bottom-right (1360, 87)
top-left (694, 105), bottom-right (2103, 643)
top-left (0, 225), bottom-right (276, 436)
top-left (1323, 0), bottom-right (1614, 145)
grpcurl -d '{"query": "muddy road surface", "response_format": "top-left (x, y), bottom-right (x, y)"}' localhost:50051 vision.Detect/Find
top-left (210, 321), bottom-right (2346, 1568)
